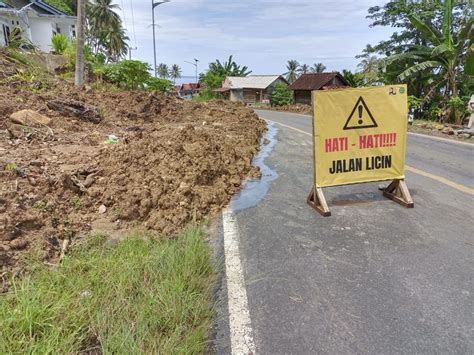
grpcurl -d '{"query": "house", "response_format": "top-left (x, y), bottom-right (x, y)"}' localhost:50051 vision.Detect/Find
top-left (289, 72), bottom-right (350, 105)
top-left (218, 75), bottom-right (288, 104)
top-left (177, 83), bottom-right (201, 100)
top-left (0, 0), bottom-right (76, 52)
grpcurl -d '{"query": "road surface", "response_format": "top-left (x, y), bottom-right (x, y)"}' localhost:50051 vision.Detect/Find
top-left (215, 110), bottom-right (474, 354)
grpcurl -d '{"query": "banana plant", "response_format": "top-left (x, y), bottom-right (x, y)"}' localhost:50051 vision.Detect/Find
top-left (384, 0), bottom-right (473, 98)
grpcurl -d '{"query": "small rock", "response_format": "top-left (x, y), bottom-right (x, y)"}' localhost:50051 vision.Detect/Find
top-left (458, 133), bottom-right (471, 139)
top-left (30, 160), bottom-right (44, 167)
top-left (10, 238), bottom-right (28, 250)
top-left (98, 204), bottom-right (107, 214)
top-left (263, 138), bottom-right (270, 145)
top-left (442, 127), bottom-right (454, 135)
top-left (10, 109), bottom-right (52, 127)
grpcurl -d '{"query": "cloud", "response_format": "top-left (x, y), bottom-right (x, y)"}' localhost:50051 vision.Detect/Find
top-left (113, 0), bottom-right (393, 76)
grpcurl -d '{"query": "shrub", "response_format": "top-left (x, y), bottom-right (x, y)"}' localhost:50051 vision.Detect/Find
top-left (192, 89), bottom-right (221, 102)
top-left (51, 33), bottom-right (68, 54)
top-left (271, 83), bottom-right (293, 106)
top-left (145, 77), bottom-right (174, 93)
top-left (103, 60), bottom-right (151, 90)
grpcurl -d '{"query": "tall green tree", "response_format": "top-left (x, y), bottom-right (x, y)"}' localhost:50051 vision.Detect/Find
top-left (342, 69), bottom-right (365, 87)
top-left (169, 64), bottom-right (182, 84)
top-left (299, 63), bottom-right (310, 74)
top-left (312, 62), bottom-right (326, 73)
top-left (285, 60), bottom-right (300, 83)
top-left (384, 0), bottom-right (473, 99)
top-left (157, 63), bottom-right (169, 79)
top-left (357, 55), bottom-right (381, 84)
top-left (86, 0), bottom-right (128, 62)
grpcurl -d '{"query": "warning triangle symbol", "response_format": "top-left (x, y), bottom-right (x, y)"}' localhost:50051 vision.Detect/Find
top-left (343, 96), bottom-right (378, 130)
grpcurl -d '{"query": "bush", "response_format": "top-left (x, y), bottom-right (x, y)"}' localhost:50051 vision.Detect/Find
top-left (51, 33), bottom-right (68, 54)
top-left (145, 77), bottom-right (174, 93)
top-left (103, 60), bottom-right (151, 90)
top-left (193, 89), bottom-right (221, 102)
top-left (271, 83), bottom-right (293, 106)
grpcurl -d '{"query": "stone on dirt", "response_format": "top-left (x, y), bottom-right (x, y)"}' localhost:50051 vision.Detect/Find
top-left (10, 109), bottom-right (52, 127)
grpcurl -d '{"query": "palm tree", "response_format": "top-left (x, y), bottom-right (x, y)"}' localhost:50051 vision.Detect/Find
top-left (357, 56), bottom-right (380, 84)
top-left (299, 64), bottom-right (310, 74)
top-left (86, 0), bottom-right (128, 62)
top-left (157, 63), bottom-right (169, 79)
top-left (312, 63), bottom-right (326, 73)
top-left (169, 64), bottom-right (182, 83)
top-left (385, 0), bottom-right (473, 99)
top-left (285, 60), bottom-right (300, 83)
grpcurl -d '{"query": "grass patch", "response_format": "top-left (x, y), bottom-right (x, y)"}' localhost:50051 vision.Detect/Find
top-left (0, 226), bottom-right (215, 353)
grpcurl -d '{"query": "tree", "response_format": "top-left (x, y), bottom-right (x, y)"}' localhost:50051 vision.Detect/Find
top-left (357, 55), bottom-right (381, 84)
top-left (86, 0), bottom-right (128, 63)
top-left (157, 63), bottom-right (169, 79)
top-left (342, 69), bottom-right (365, 87)
top-left (285, 60), bottom-right (300, 83)
top-left (312, 62), bottom-right (326, 73)
top-left (384, 0), bottom-right (473, 100)
top-left (271, 83), bottom-right (293, 107)
top-left (208, 55), bottom-right (251, 77)
top-left (299, 64), bottom-right (310, 74)
top-left (169, 64), bottom-right (182, 84)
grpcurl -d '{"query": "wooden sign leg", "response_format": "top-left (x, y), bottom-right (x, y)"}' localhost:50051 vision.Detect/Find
top-left (307, 186), bottom-right (331, 216)
top-left (382, 179), bottom-right (414, 208)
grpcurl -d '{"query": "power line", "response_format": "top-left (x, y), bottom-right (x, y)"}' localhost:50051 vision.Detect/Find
top-left (129, 0), bottom-right (137, 48)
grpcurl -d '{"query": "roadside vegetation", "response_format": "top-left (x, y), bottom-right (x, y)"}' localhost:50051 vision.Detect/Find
top-left (0, 226), bottom-right (215, 353)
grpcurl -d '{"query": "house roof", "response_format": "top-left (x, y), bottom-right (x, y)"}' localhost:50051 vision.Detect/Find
top-left (224, 75), bottom-right (287, 90)
top-left (1, 0), bottom-right (71, 16)
top-left (288, 72), bottom-right (349, 91)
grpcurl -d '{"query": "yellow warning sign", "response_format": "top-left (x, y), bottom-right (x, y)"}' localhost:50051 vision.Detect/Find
top-left (312, 85), bottom-right (408, 188)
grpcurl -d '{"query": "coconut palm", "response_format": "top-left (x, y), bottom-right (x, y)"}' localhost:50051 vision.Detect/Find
top-left (357, 56), bottom-right (380, 84)
top-left (384, 0), bottom-right (473, 98)
top-left (169, 64), bottom-right (182, 83)
top-left (157, 63), bottom-right (169, 79)
top-left (299, 63), bottom-right (310, 74)
top-left (285, 60), bottom-right (300, 83)
top-left (312, 62), bottom-right (326, 73)
top-left (104, 22), bottom-right (129, 62)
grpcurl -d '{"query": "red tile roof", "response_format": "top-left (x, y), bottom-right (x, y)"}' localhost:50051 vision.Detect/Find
top-left (288, 72), bottom-right (349, 91)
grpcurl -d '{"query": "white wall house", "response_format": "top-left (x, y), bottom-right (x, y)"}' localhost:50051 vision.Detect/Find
top-left (0, 0), bottom-right (75, 52)
top-left (220, 75), bottom-right (289, 105)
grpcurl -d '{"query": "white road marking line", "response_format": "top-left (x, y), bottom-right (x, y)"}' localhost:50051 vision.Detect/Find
top-left (267, 119), bottom-right (474, 195)
top-left (222, 208), bottom-right (256, 355)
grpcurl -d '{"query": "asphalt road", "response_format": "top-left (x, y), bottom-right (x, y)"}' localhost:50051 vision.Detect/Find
top-left (216, 110), bottom-right (474, 354)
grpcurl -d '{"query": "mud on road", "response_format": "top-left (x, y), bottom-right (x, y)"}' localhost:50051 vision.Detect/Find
top-left (0, 79), bottom-right (265, 280)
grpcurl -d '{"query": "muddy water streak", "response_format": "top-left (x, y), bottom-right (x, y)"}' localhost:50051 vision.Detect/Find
top-left (231, 123), bottom-right (278, 213)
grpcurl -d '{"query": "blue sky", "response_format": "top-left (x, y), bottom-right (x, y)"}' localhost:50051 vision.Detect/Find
top-left (115, 0), bottom-right (394, 77)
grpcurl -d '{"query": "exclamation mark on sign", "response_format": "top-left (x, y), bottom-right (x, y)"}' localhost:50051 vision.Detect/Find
top-left (382, 134), bottom-right (387, 147)
top-left (392, 133), bottom-right (397, 146)
top-left (358, 105), bottom-right (363, 125)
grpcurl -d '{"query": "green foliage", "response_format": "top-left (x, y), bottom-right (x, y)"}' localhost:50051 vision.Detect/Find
top-left (271, 83), bottom-right (293, 107)
top-left (285, 60), bottom-right (300, 83)
top-left (169, 64), bottom-right (182, 83)
top-left (312, 62), bottom-right (326, 73)
top-left (43, 0), bottom-right (73, 15)
top-left (156, 63), bottom-right (169, 79)
top-left (70, 196), bottom-right (82, 209)
top-left (6, 27), bottom-right (35, 50)
top-left (103, 60), bottom-right (151, 90)
top-left (0, 226), bottom-right (215, 353)
top-left (206, 55), bottom-right (251, 77)
top-left (145, 77), bottom-right (174, 93)
top-left (51, 33), bottom-right (68, 55)
top-left (87, 0), bottom-right (129, 62)
top-left (200, 71), bottom-right (225, 89)
top-left (408, 95), bottom-right (423, 110)
top-left (447, 95), bottom-right (466, 123)
top-left (193, 89), bottom-right (221, 102)
top-left (342, 69), bottom-right (365, 87)
top-left (64, 42), bottom-right (95, 69)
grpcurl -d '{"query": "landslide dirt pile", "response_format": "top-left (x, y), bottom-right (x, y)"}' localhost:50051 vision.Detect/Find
top-left (0, 73), bottom-right (265, 279)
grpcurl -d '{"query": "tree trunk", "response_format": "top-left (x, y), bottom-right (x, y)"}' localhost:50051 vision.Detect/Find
top-left (75, 0), bottom-right (86, 87)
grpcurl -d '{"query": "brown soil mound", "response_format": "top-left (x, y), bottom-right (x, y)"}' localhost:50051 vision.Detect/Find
top-left (0, 76), bottom-right (265, 279)
top-left (263, 104), bottom-right (311, 115)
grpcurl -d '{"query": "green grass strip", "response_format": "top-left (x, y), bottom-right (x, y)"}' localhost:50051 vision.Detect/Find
top-left (0, 226), bottom-right (215, 354)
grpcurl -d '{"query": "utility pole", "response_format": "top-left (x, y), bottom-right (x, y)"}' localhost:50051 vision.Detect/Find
top-left (185, 58), bottom-right (199, 85)
top-left (152, 0), bottom-right (170, 77)
top-left (128, 47), bottom-right (138, 60)
top-left (75, 0), bottom-right (85, 86)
